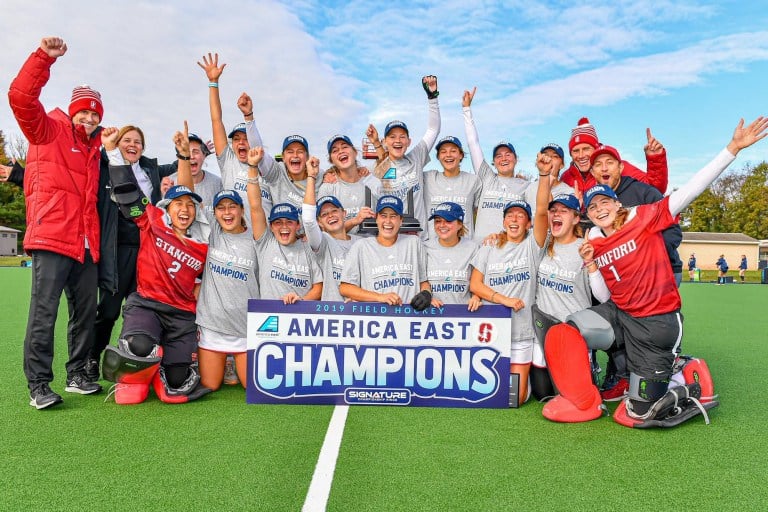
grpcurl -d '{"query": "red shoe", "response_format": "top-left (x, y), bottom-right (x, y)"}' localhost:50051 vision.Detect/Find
top-left (542, 392), bottom-right (605, 423)
top-left (600, 377), bottom-right (629, 402)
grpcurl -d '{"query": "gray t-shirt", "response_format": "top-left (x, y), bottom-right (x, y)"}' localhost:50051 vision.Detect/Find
top-left (196, 220), bottom-right (260, 337)
top-left (377, 140), bottom-right (431, 240)
top-left (302, 201), bottom-right (360, 302)
top-left (168, 171), bottom-right (223, 207)
top-left (473, 160), bottom-right (531, 242)
top-left (261, 159), bottom-right (322, 213)
top-left (423, 169), bottom-right (482, 240)
top-left (535, 238), bottom-right (592, 323)
top-left (217, 145), bottom-right (272, 222)
top-left (254, 233), bottom-right (323, 299)
top-left (425, 237), bottom-right (479, 304)
top-left (341, 234), bottom-right (427, 303)
top-left (318, 173), bottom-right (375, 235)
top-left (471, 233), bottom-right (544, 340)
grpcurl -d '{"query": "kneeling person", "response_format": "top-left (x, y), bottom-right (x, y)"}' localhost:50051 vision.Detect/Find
top-left (102, 127), bottom-right (211, 404)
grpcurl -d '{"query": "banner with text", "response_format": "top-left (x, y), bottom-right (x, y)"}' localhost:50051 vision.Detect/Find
top-left (247, 300), bottom-right (512, 408)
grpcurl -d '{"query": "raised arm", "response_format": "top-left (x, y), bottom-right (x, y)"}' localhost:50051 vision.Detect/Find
top-left (246, 147), bottom-right (268, 240)
top-left (8, 37), bottom-right (68, 145)
top-left (301, 156), bottom-right (324, 252)
top-left (172, 121), bottom-right (193, 191)
top-left (533, 152), bottom-right (554, 248)
top-left (643, 128), bottom-right (669, 193)
top-left (420, 75), bottom-right (441, 149)
top-left (462, 87), bottom-right (486, 174)
top-left (669, 117), bottom-right (768, 216)
top-left (197, 52), bottom-right (228, 156)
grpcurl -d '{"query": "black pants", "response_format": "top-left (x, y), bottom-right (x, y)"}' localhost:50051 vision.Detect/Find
top-left (90, 246), bottom-right (139, 360)
top-left (23, 249), bottom-right (98, 390)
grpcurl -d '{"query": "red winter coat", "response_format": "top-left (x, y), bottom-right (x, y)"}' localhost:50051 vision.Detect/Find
top-left (560, 150), bottom-right (668, 195)
top-left (8, 48), bottom-right (101, 263)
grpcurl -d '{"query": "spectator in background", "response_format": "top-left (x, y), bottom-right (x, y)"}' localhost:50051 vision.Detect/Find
top-left (9, 36), bottom-right (104, 408)
top-left (688, 253), bottom-right (697, 282)
top-left (739, 255), bottom-right (747, 283)
top-left (716, 254), bottom-right (729, 285)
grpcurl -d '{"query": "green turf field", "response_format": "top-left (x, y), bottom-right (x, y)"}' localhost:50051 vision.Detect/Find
top-left (1, 267), bottom-right (767, 511)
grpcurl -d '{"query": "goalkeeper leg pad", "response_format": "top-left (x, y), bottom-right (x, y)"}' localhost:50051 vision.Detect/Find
top-left (542, 324), bottom-right (604, 423)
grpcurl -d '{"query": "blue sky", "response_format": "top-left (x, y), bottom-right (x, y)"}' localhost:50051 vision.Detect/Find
top-left (2, 0), bottom-right (768, 190)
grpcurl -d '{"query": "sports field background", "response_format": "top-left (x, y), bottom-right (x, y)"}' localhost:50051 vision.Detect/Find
top-left (1, 266), bottom-right (766, 511)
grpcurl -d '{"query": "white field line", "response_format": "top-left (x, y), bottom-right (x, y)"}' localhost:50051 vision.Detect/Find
top-left (302, 405), bottom-right (349, 511)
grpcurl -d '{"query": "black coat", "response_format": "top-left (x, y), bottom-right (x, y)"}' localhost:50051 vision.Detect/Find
top-left (97, 151), bottom-right (176, 293)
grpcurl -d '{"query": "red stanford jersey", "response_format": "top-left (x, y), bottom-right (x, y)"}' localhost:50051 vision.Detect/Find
top-left (589, 197), bottom-right (679, 317)
top-left (134, 204), bottom-right (208, 313)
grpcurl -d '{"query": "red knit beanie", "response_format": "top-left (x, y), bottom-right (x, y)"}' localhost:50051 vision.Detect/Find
top-left (568, 117), bottom-right (598, 152)
top-left (68, 85), bottom-right (104, 120)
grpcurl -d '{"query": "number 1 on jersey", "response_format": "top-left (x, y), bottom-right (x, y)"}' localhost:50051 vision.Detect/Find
top-left (608, 264), bottom-right (621, 282)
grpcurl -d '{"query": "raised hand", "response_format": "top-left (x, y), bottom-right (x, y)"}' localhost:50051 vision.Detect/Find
top-left (536, 152), bottom-right (554, 176)
top-left (173, 121), bottom-right (190, 156)
top-left (247, 147), bottom-right (265, 167)
top-left (422, 75), bottom-right (439, 99)
top-left (197, 52), bottom-right (226, 82)
top-left (160, 176), bottom-right (174, 197)
top-left (644, 128), bottom-right (664, 156)
top-left (40, 37), bottom-right (67, 58)
top-left (462, 87), bottom-right (477, 108)
top-left (366, 124), bottom-right (380, 145)
top-left (238, 93), bottom-right (253, 115)
top-left (306, 156), bottom-right (320, 178)
top-left (100, 126), bottom-right (119, 150)
top-left (728, 116), bottom-right (768, 153)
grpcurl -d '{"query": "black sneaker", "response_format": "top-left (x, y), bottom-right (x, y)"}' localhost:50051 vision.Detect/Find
top-left (65, 374), bottom-right (103, 395)
top-left (29, 383), bottom-right (63, 410)
top-left (85, 358), bottom-right (100, 382)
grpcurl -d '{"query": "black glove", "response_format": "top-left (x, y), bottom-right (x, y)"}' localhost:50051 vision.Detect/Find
top-left (410, 290), bottom-right (433, 311)
top-left (422, 75), bottom-right (439, 99)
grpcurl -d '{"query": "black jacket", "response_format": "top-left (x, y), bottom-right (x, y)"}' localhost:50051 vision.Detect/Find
top-left (97, 152), bottom-right (176, 292)
top-left (614, 176), bottom-right (683, 274)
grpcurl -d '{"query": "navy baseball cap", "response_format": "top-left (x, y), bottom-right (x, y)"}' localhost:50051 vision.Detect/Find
top-left (316, 195), bottom-right (343, 216)
top-left (268, 203), bottom-right (300, 223)
top-left (435, 136), bottom-right (463, 154)
top-left (493, 141), bottom-right (517, 158)
top-left (327, 134), bottom-right (353, 154)
top-left (429, 202), bottom-right (465, 222)
top-left (548, 193), bottom-right (580, 211)
top-left (584, 184), bottom-right (619, 207)
top-left (589, 144), bottom-right (621, 167)
top-left (503, 199), bottom-right (532, 219)
top-left (227, 123), bottom-right (247, 139)
top-left (375, 195), bottom-right (404, 216)
top-left (540, 143), bottom-right (564, 160)
top-left (283, 135), bottom-right (309, 153)
top-left (188, 133), bottom-right (211, 156)
top-left (165, 185), bottom-right (202, 204)
top-left (213, 189), bottom-right (243, 208)
top-left (384, 120), bottom-right (409, 137)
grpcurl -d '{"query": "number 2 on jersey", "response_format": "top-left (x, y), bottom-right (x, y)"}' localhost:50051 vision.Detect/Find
top-left (167, 261), bottom-right (181, 279)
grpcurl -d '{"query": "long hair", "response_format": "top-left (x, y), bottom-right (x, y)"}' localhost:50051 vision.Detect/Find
top-left (546, 220), bottom-right (583, 257)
